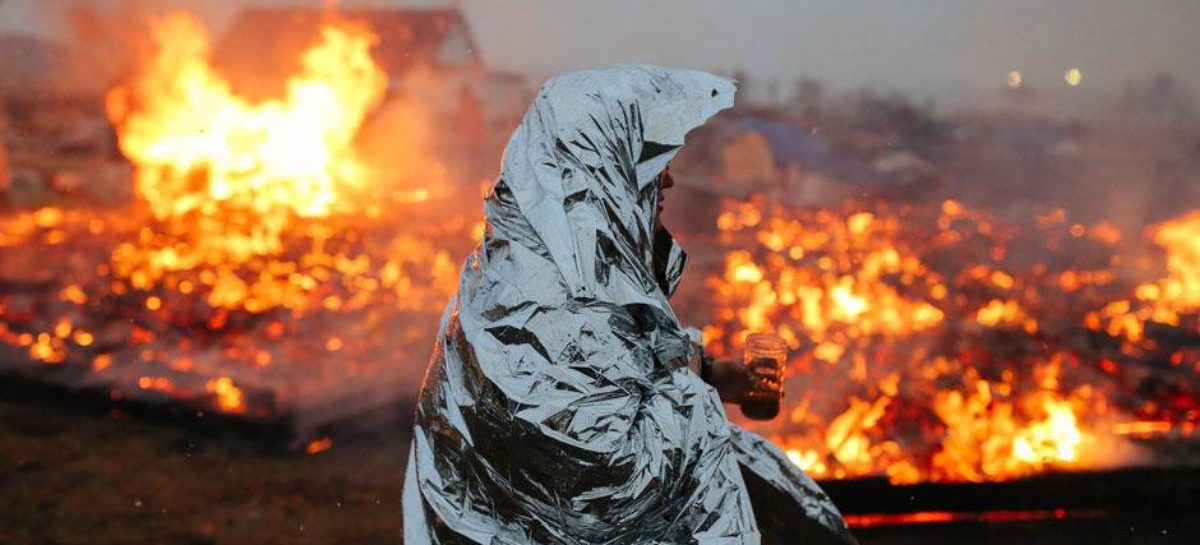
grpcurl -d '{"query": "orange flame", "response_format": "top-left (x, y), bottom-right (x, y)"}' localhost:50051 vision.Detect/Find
top-left (0, 11), bottom-right (473, 420)
top-left (104, 12), bottom-right (389, 312)
top-left (705, 198), bottom-right (1136, 483)
top-left (1088, 211), bottom-right (1200, 343)
top-left (306, 437), bottom-right (334, 455)
top-left (205, 377), bottom-right (246, 414)
top-left (107, 11), bottom-right (385, 231)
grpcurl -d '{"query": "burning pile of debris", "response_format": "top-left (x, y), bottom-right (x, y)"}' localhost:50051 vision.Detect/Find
top-left (695, 196), bottom-right (1199, 483)
top-left (1, 7), bottom-right (1198, 489)
top-left (0, 12), bottom-right (479, 436)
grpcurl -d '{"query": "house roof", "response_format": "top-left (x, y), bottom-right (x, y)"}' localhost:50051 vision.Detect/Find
top-left (214, 7), bottom-right (482, 99)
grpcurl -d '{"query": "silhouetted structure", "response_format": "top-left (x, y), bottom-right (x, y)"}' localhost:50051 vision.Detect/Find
top-left (215, 7), bottom-right (481, 99)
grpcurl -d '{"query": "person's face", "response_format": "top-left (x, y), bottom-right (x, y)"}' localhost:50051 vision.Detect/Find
top-left (657, 165), bottom-right (675, 215)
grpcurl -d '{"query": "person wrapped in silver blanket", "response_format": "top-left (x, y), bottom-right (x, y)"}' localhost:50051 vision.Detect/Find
top-left (403, 65), bottom-right (856, 545)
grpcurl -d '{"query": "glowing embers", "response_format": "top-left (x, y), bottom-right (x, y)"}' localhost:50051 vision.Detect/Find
top-left (0, 12), bottom-right (474, 431)
top-left (1087, 211), bottom-right (1200, 344)
top-left (104, 11), bottom-right (390, 312)
top-left (703, 197), bottom-right (1199, 483)
top-left (843, 508), bottom-right (1109, 528)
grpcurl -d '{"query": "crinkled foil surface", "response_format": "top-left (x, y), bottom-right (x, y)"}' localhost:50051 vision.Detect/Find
top-left (403, 65), bottom-right (856, 545)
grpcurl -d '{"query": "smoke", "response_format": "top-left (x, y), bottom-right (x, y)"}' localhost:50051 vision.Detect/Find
top-left (2, 1), bottom-right (367, 97)
top-left (0, 1), bottom-right (151, 98)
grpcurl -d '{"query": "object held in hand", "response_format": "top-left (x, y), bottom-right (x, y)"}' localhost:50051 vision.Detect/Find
top-left (741, 333), bottom-right (786, 420)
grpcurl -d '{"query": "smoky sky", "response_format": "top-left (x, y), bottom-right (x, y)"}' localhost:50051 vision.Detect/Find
top-left (2, 0), bottom-right (1198, 108)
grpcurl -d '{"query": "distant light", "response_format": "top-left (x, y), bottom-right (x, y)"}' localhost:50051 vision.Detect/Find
top-left (1007, 70), bottom-right (1023, 89)
top-left (1064, 68), bottom-right (1082, 87)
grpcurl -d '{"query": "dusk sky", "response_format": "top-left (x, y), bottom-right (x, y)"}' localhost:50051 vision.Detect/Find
top-left (2, 0), bottom-right (1198, 109)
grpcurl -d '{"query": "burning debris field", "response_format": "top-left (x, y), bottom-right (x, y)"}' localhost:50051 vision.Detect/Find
top-left (2, 11), bottom-right (481, 441)
top-left (699, 198), bottom-right (1200, 483)
top-left (2, 6), bottom-right (1200, 482)
top-left (2, 2), bottom-right (1200, 544)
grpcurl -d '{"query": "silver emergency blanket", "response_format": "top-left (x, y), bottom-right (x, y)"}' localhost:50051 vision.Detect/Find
top-left (403, 65), bottom-right (855, 545)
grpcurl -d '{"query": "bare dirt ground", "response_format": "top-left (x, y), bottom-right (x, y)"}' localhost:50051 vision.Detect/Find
top-left (2, 396), bottom-right (1196, 545)
top-left (0, 397), bottom-right (404, 545)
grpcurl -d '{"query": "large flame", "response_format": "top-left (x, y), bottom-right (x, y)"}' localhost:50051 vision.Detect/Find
top-left (104, 12), bottom-right (391, 313)
top-left (0, 11), bottom-right (472, 418)
top-left (107, 11), bottom-right (385, 235)
top-left (91, 11), bottom-right (467, 318)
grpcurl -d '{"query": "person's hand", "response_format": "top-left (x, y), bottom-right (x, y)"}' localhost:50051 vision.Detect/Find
top-left (709, 358), bottom-right (782, 404)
